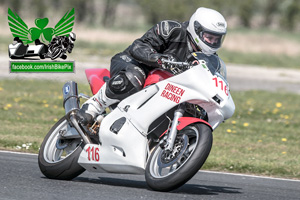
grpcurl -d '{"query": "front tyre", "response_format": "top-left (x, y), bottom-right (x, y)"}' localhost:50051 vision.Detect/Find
top-left (145, 123), bottom-right (212, 192)
top-left (50, 48), bottom-right (62, 60)
top-left (38, 115), bottom-right (85, 180)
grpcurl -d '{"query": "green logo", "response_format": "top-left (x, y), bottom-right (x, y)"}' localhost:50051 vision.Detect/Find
top-left (8, 8), bottom-right (75, 44)
top-left (201, 63), bottom-right (207, 69)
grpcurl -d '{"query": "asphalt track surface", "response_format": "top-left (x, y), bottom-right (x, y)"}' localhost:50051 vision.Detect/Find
top-left (0, 151), bottom-right (299, 200)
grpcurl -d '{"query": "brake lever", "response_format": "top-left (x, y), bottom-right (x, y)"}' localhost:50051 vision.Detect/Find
top-left (161, 58), bottom-right (190, 68)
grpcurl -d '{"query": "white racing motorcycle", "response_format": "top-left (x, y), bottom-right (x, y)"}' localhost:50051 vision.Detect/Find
top-left (38, 52), bottom-right (235, 191)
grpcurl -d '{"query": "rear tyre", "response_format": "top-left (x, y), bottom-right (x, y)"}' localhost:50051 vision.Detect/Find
top-left (145, 123), bottom-right (212, 191)
top-left (38, 115), bottom-right (85, 180)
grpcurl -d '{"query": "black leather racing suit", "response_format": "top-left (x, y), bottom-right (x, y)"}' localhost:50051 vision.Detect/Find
top-left (106, 20), bottom-right (195, 100)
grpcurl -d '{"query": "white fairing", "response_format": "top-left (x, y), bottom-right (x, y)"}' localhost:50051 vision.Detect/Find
top-left (78, 113), bottom-right (148, 174)
top-left (78, 54), bottom-right (235, 174)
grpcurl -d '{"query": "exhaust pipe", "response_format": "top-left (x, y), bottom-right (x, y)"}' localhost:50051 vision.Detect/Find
top-left (62, 81), bottom-right (92, 144)
top-left (62, 81), bottom-right (80, 115)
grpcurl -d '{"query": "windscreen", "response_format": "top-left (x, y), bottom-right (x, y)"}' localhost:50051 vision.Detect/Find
top-left (189, 52), bottom-right (227, 80)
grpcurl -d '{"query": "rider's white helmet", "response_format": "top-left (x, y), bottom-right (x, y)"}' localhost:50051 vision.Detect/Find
top-left (68, 32), bottom-right (76, 43)
top-left (187, 7), bottom-right (227, 55)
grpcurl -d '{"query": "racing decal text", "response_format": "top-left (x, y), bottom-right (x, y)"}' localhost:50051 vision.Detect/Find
top-left (161, 83), bottom-right (185, 103)
top-left (86, 146), bottom-right (100, 162)
top-left (212, 77), bottom-right (229, 96)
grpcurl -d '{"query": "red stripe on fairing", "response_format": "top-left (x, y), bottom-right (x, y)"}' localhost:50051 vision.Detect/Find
top-left (159, 117), bottom-right (212, 138)
top-left (144, 69), bottom-right (173, 88)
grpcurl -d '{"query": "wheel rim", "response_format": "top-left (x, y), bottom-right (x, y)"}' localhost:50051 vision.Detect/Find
top-left (43, 119), bottom-right (82, 163)
top-left (149, 126), bottom-right (199, 178)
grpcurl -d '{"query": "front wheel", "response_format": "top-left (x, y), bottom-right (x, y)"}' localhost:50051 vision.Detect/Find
top-left (50, 48), bottom-right (62, 60)
top-left (145, 123), bottom-right (212, 191)
top-left (38, 115), bottom-right (85, 180)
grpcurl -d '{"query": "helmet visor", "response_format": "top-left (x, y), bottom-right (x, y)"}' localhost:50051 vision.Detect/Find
top-left (200, 31), bottom-right (225, 48)
top-left (194, 21), bottom-right (226, 49)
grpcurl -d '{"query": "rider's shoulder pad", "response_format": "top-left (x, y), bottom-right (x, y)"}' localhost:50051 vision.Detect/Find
top-left (157, 20), bottom-right (182, 38)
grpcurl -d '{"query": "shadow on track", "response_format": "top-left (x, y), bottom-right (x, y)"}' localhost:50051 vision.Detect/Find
top-left (73, 176), bottom-right (242, 195)
top-left (173, 184), bottom-right (242, 195)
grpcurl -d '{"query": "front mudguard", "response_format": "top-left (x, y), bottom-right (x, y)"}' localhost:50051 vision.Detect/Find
top-left (177, 117), bottom-right (212, 131)
top-left (159, 117), bottom-right (212, 138)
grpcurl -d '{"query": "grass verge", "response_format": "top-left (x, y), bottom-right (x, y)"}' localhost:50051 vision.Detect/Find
top-left (0, 79), bottom-right (299, 179)
top-left (218, 49), bottom-right (300, 69)
top-left (203, 90), bottom-right (300, 179)
top-left (0, 79), bottom-right (92, 152)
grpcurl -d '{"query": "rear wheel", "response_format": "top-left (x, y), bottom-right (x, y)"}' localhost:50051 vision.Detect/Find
top-left (145, 123), bottom-right (212, 191)
top-left (38, 115), bottom-right (85, 180)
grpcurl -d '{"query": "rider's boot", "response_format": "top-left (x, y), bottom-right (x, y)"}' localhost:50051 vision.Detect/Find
top-left (75, 83), bottom-right (119, 126)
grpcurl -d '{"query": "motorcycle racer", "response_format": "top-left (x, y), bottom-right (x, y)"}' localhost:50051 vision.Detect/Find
top-left (76, 7), bottom-right (227, 126)
top-left (46, 32), bottom-right (76, 60)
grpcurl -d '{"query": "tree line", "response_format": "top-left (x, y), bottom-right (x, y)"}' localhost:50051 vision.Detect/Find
top-left (2, 0), bottom-right (300, 31)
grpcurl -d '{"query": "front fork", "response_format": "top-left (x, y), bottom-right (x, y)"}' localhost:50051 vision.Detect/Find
top-left (161, 104), bottom-right (185, 151)
top-left (69, 112), bottom-right (92, 144)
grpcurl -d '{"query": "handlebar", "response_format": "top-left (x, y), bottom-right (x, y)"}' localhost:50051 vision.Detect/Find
top-left (161, 58), bottom-right (190, 68)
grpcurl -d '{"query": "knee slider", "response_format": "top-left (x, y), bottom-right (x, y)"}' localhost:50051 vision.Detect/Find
top-left (124, 66), bottom-right (146, 91)
top-left (108, 72), bottom-right (129, 94)
top-left (106, 71), bottom-right (134, 100)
